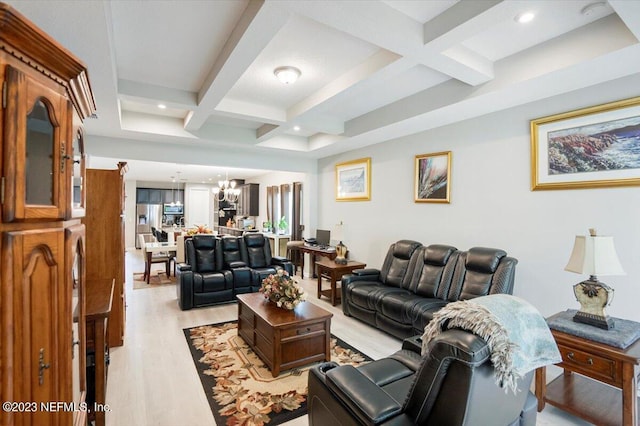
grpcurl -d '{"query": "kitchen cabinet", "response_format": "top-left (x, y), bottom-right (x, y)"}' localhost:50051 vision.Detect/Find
top-left (238, 183), bottom-right (259, 216)
top-left (163, 188), bottom-right (184, 204)
top-left (0, 3), bottom-right (95, 425)
top-left (83, 164), bottom-right (127, 347)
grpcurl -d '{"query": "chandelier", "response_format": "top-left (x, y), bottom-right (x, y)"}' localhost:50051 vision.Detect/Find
top-left (212, 172), bottom-right (240, 203)
top-left (169, 173), bottom-right (182, 206)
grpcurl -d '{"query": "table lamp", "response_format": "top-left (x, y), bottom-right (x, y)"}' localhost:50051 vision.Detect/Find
top-left (564, 228), bottom-right (625, 330)
top-left (333, 222), bottom-right (347, 265)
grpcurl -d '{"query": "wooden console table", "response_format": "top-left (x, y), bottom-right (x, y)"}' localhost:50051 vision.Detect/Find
top-left (315, 259), bottom-right (366, 306)
top-left (298, 244), bottom-right (337, 278)
top-left (85, 278), bottom-right (114, 426)
top-left (535, 327), bottom-right (640, 426)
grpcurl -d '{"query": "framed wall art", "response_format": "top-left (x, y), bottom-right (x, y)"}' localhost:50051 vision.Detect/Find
top-left (414, 151), bottom-right (451, 203)
top-left (531, 96), bottom-right (640, 190)
top-left (336, 157), bottom-right (371, 201)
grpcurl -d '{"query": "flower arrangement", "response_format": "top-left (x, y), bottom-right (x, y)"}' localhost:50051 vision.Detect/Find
top-left (260, 269), bottom-right (306, 310)
top-left (185, 224), bottom-right (213, 236)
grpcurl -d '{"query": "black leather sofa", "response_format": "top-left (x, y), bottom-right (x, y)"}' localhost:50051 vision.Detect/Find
top-left (308, 329), bottom-right (537, 426)
top-left (177, 234), bottom-right (293, 310)
top-left (342, 240), bottom-right (517, 339)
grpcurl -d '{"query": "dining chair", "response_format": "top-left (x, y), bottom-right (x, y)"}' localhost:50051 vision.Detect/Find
top-left (139, 234), bottom-right (171, 283)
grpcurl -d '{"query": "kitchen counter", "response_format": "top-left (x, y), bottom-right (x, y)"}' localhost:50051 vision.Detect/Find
top-left (216, 226), bottom-right (259, 237)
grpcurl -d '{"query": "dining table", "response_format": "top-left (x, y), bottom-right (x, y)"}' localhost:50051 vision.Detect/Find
top-left (144, 241), bottom-right (178, 284)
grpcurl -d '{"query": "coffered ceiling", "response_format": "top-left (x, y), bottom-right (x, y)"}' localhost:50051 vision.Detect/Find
top-left (5, 0), bottom-right (640, 182)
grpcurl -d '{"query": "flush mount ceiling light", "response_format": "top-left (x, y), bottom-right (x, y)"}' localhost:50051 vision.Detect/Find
top-left (274, 66), bottom-right (301, 84)
top-left (515, 11), bottom-right (535, 23)
top-left (157, 103), bottom-right (167, 109)
top-left (581, 2), bottom-right (606, 16)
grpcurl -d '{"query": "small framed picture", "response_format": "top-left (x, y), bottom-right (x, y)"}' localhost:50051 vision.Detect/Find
top-left (531, 96), bottom-right (640, 190)
top-left (414, 151), bottom-right (451, 203)
top-left (336, 157), bottom-right (371, 201)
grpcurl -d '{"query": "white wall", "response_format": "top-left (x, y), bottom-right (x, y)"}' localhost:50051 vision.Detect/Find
top-left (318, 73), bottom-right (640, 322)
top-left (249, 170), bottom-right (315, 239)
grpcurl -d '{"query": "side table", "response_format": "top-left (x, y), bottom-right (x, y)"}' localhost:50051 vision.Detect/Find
top-left (315, 259), bottom-right (366, 306)
top-left (535, 327), bottom-right (640, 426)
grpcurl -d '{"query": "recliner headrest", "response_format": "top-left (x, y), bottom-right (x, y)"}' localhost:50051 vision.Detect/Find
top-left (465, 247), bottom-right (507, 273)
top-left (244, 233), bottom-right (265, 247)
top-left (221, 236), bottom-right (240, 250)
top-left (393, 240), bottom-right (422, 260)
top-left (193, 235), bottom-right (216, 249)
top-left (424, 245), bottom-right (457, 266)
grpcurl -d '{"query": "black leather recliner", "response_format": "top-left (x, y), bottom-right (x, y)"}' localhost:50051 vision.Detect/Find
top-left (176, 235), bottom-right (233, 310)
top-left (218, 235), bottom-right (256, 294)
top-left (342, 241), bottom-right (518, 339)
top-left (242, 233), bottom-right (293, 284)
top-left (308, 329), bottom-right (537, 426)
top-left (177, 234), bottom-right (295, 309)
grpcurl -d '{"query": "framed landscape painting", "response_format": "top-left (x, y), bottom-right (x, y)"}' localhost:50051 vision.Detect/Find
top-left (336, 157), bottom-right (371, 201)
top-left (531, 96), bottom-right (640, 190)
top-left (414, 151), bottom-right (451, 203)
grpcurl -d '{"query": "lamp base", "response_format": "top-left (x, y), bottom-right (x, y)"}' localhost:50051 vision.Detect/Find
top-left (335, 241), bottom-right (348, 264)
top-left (572, 279), bottom-right (615, 330)
top-left (572, 310), bottom-right (615, 330)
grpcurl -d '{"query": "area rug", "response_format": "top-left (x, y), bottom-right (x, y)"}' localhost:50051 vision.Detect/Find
top-left (132, 271), bottom-right (176, 289)
top-left (184, 321), bottom-right (371, 425)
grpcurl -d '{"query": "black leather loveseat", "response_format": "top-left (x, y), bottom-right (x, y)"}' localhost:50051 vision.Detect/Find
top-left (308, 329), bottom-right (537, 426)
top-left (177, 234), bottom-right (293, 310)
top-left (342, 240), bottom-right (517, 339)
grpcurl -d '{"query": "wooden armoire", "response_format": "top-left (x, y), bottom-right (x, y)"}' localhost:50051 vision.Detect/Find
top-left (83, 165), bottom-right (127, 348)
top-left (0, 3), bottom-right (95, 425)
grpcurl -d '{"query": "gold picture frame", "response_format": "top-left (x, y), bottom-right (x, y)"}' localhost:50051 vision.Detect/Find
top-left (531, 96), bottom-right (640, 190)
top-left (336, 157), bottom-right (371, 201)
top-left (414, 151), bottom-right (451, 203)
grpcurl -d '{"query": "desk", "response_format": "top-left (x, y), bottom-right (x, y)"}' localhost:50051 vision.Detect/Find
top-left (85, 278), bottom-right (114, 426)
top-left (144, 241), bottom-right (177, 283)
top-left (298, 244), bottom-right (337, 279)
top-left (535, 328), bottom-right (640, 426)
top-left (315, 259), bottom-right (366, 306)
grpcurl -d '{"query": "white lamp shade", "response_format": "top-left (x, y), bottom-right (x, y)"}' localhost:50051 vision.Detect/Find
top-left (332, 223), bottom-right (344, 242)
top-left (565, 235), bottom-right (625, 276)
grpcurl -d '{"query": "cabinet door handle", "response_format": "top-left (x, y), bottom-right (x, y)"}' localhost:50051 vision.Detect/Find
top-left (38, 348), bottom-right (51, 385)
top-left (567, 352), bottom-right (593, 365)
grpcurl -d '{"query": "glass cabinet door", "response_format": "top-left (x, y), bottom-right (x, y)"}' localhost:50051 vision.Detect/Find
top-left (2, 65), bottom-right (68, 221)
top-left (69, 127), bottom-right (86, 218)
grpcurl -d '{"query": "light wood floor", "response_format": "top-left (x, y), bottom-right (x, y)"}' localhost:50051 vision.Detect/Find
top-left (104, 249), bottom-right (589, 425)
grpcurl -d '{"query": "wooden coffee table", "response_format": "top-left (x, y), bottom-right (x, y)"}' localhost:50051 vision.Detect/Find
top-left (316, 259), bottom-right (366, 306)
top-left (237, 293), bottom-right (333, 377)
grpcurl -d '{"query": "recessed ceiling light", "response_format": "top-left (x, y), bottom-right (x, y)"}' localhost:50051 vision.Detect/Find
top-left (158, 104), bottom-right (167, 109)
top-left (274, 66), bottom-right (301, 84)
top-left (515, 12), bottom-right (535, 23)
top-left (293, 125), bottom-right (301, 131)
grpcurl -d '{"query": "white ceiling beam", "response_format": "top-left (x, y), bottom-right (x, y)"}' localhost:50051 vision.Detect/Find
top-left (609, 0), bottom-right (640, 40)
top-left (118, 79), bottom-right (196, 109)
top-left (183, 0), bottom-right (290, 131)
top-left (282, 0), bottom-right (495, 85)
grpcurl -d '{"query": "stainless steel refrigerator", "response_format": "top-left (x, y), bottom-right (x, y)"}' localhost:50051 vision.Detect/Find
top-left (135, 204), bottom-right (162, 248)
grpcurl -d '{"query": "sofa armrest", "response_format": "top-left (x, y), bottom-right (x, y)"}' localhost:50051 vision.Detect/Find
top-left (401, 335), bottom-right (423, 354)
top-left (228, 261), bottom-right (247, 268)
top-left (177, 263), bottom-right (192, 272)
top-left (271, 257), bottom-right (293, 276)
top-left (176, 269), bottom-right (194, 310)
top-left (326, 365), bottom-right (402, 425)
top-left (353, 268), bottom-right (380, 276)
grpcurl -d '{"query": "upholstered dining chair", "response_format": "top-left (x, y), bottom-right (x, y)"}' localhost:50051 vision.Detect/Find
top-left (139, 234), bottom-right (171, 283)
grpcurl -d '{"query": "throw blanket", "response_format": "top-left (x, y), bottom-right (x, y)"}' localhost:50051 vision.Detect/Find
top-left (421, 294), bottom-right (561, 393)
